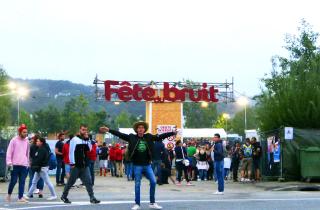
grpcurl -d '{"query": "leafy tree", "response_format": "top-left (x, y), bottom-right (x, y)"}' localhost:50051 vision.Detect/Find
top-left (0, 67), bottom-right (12, 129)
top-left (184, 102), bottom-right (218, 128)
top-left (213, 114), bottom-right (227, 129)
top-left (62, 94), bottom-right (89, 134)
top-left (115, 111), bottom-right (135, 128)
top-left (33, 105), bottom-right (62, 135)
top-left (19, 109), bottom-right (35, 132)
top-left (87, 110), bottom-right (108, 132)
top-left (229, 107), bottom-right (258, 136)
top-left (256, 20), bottom-right (320, 131)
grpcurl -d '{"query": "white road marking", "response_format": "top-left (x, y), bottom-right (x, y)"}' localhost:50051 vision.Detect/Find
top-left (9, 197), bottom-right (320, 210)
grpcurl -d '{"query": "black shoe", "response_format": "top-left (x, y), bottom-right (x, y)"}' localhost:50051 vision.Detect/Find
top-left (61, 196), bottom-right (71, 204)
top-left (29, 194), bottom-right (33, 198)
top-left (90, 198), bottom-right (101, 204)
top-left (39, 194), bottom-right (43, 198)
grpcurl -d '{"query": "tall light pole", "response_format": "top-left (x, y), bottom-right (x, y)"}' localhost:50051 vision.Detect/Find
top-left (8, 82), bottom-right (29, 126)
top-left (222, 113), bottom-right (230, 133)
top-left (237, 96), bottom-right (249, 131)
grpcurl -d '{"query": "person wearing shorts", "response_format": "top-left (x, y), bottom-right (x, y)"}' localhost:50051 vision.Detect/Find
top-left (240, 138), bottom-right (253, 182)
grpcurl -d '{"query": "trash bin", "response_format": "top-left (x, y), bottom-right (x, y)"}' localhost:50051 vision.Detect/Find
top-left (300, 147), bottom-right (320, 180)
top-left (0, 138), bottom-right (9, 178)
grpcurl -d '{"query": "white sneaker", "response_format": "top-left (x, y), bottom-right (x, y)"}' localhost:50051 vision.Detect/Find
top-left (149, 203), bottom-right (163, 209)
top-left (213, 191), bottom-right (224, 195)
top-left (17, 198), bottom-right (29, 203)
top-left (47, 196), bottom-right (58, 201)
top-left (33, 189), bottom-right (40, 194)
top-left (240, 178), bottom-right (245, 182)
top-left (23, 195), bottom-right (30, 200)
top-left (131, 204), bottom-right (141, 210)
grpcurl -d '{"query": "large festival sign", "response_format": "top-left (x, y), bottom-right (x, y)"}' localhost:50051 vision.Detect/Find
top-left (94, 78), bottom-right (234, 138)
top-left (104, 80), bottom-right (219, 103)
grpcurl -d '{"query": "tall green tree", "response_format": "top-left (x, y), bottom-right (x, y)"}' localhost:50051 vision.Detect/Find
top-left (19, 109), bottom-right (35, 132)
top-left (62, 94), bottom-right (89, 134)
top-left (184, 102), bottom-right (218, 128)
top-left (229, 107), bottom-right (258, 136)
top-left (213, 114), bottom-right (227, 129)
top-left (115, 111), bottom-right (136, 128)
top-left (0, 67), bottom-right (12, 129)
top-left (33, 105), bottom-right (62, 135)
top-left (256, 20), bottom-right (320, 131)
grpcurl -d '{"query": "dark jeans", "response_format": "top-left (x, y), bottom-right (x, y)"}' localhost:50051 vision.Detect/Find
top-left (56, 159), bottom-right (65, 184)
top-left (28, 168), bottom-right (44, 191)
top-left (62, 167), bottom-right (95, 200)
top-left (110, 161), bottom-right (117, 176)
top-left (8, 165), bottom-right (28, 199)
top-left (232, 162), bottom-right (239, 181)
top-left (152, 160), bottom-right (162, 183)
top-left (214, 160), bottom-right (224, 192)
top-left (199, 169), bottom-right (207, 180)
top-left (133, 165), bottom-right (156, 205)
top-left (175, 161), bottom-right (189, 182)
top-left (88, 160), bottom-right (95, 185)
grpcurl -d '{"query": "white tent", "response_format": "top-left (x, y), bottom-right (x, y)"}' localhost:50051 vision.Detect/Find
top-left (182, 128), bottom-right (227, 139)
top-left (118, 128), bottom-right (227, 139)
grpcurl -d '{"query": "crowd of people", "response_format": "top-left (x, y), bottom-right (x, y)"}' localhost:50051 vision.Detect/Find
top-left (5, 122), bottom-right (262, 210)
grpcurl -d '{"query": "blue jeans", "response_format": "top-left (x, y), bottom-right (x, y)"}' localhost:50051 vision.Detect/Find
top-left (56, 159), bottom-right (65, 184)
top-left (110, 161), bottom-right (117, 176)
top-left (199, 169), bottom-right (207, 180)
top-left (224, 168), bottom-right (230, 178)
top-left (212, 162), bottom-right (217, 181)
top-left (28, 167), bottom-right (56, 197)
top-left (125, 162), bottom-right (133, 180)
top-left (214, 160), bottom-right (224, 192)
top-left (152, 160), bottom-right (162, 183)
top-left (133, 165), bottom-right (156, 205)
top-left (8, 165), bottom-right (28, 199)
top-left (28, 168), bottom-right (44, 191)
top-left (88, 160), bottom-right (95, 185)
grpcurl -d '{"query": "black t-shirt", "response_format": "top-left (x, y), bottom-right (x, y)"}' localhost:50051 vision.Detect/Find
top-left (132, 139), bottom-right (150, 166)
top-left (55, 140), bottom-right (64, 160)
top-left (252, 143), bottom-right (262, 159)
top-left (99, 147), bottom-right (109, 160)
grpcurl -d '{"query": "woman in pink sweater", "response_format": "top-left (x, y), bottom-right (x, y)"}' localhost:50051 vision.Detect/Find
top-left (6, 124), bottom-right (30, 203)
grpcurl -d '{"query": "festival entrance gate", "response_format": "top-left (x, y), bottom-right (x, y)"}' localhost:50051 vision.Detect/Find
top-left (94, 76), bottom-right (234, 145)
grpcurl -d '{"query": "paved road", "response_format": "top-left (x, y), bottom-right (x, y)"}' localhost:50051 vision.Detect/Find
top-left (1, 176), bottom-right (320, 210)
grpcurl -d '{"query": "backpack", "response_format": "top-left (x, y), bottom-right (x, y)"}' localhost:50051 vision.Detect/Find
top-left (243, 144), bottom-right (253, 158)
top-left (48, 153), bottom-right (57, 170)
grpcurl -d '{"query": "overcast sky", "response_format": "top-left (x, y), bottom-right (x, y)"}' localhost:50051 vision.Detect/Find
top-left (1, 0), bottom-right (320, 97)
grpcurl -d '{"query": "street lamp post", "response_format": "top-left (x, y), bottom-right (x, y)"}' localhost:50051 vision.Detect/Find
top-left (222, 113), bottom-right (230, 133)
top-left (8, 82), bottom-right (29, 126)
top-left (237, 96), bottom-right (249, 131)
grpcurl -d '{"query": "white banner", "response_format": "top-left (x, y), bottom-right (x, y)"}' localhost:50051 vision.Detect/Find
top-left (284, 127), bottom-right (293, 140)
top-left (157, 125), bottom-right (177, 148)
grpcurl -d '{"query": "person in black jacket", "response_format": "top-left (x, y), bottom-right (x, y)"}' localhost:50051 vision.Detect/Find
top-left (100, 121), bottom-right (177, 210)
top-left (61, 124), bottom-right (100, 204)
top-left (98, 142), bottom-right (109, 177)
top-left (251, 137), bottom-right (262, 181)
top-left (25, 137), bottom-right (57, 201)
top-left (213, 133), bottom-right (224, 195)
top-left (231, 142), bottom-right (241, 182)
top-left (28, 135), bottom-right (44, 198)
